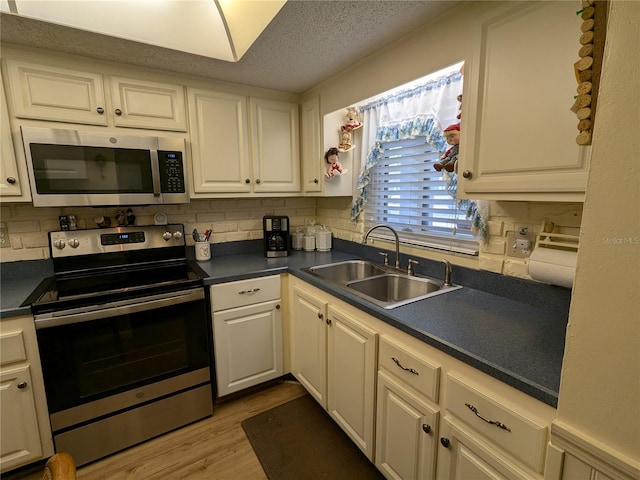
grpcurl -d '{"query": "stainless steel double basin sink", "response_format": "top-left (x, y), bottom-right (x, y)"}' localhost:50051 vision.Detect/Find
top-left (302, 259), bottom-right (461, 309)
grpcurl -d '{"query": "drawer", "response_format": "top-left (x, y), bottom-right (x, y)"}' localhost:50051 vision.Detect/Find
top-left (211, 275), bottom-right (281, 311)
top-left (378, 335), bottom-right (440, 403)
top-left (446, 372), bottom-right (549, 473)
top-left (0, 329), bottom-right (27, 367)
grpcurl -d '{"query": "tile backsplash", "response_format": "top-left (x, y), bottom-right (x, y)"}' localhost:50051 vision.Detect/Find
top-left (0, 197), bottom-right (582, 283)
top-left (0, 198), bottom-right (317, 262)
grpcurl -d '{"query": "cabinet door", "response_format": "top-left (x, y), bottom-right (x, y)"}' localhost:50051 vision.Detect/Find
top-left (1, 73), bottom-right (25, 198)
top-left (110, 77), bottom-right (187, 131)
top-left (213, 299), bottom-right (283, 396)
top-left (327, 306), bottom-right (377, 459)
top-left (5, 59), bottom-right (108, 126)
top-left (291, 287), bottom-right (327, 407)
top-left (0, 365), bottom-right (42, 473)
top-left (458, 1), bottom-right (589, 201)
top-left (301, 96), bottom-right (323, 193)
top-left (188, 88), bottom-right (251, 194)
top-left (376, 371), bottom-right (439, 480)
top-left (437, 416), bottom-right (533, 480)
top-left (249, 98), bottom-right (300, 193)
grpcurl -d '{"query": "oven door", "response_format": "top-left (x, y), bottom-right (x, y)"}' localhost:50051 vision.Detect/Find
top-left (35, 287), bottom-right (211, 430)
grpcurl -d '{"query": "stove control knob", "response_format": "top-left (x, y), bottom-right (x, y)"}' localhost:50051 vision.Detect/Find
top-left (162, 231), bottom-right (173, 241)
top-left (53, 239), bottom-right (66, 250)
top-left (173, 231), bottom-right (183, 240)
top-left (68, 238), bottom-right (80, 248)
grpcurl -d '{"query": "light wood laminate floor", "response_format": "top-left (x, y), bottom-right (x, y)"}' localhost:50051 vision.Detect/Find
top-left (9, 380), bottom-right (307, 480)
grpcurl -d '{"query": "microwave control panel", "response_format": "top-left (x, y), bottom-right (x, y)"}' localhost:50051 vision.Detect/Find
top-left (158, 151), bottom-right (186, 193)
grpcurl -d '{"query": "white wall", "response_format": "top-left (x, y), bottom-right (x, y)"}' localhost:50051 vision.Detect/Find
top-left (555, 0), bottom-right (640, 465)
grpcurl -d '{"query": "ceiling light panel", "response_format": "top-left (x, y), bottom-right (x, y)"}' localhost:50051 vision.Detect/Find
top-left (6, 0), bottom-right (238, 61)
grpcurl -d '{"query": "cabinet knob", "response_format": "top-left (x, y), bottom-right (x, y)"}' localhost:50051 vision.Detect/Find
top-left (17, 381), bottom-right (28, 389)
top-left (422, 424), bottom-right (431, 434)
top-left (317, 313), bottom-right (323, 320)
top-left (314, 178), bottom-right (319, 184)
top-left (245, 178), bottom-right (251, 184)
top-left (326, 318), bottom-right (332, 326)
top-left (115, 108), bottom-right (122, 116)
top-left (256, 179), bottom-right (261, 184)
top-left (462, 170), bottom-right (473, 179)
top-left (440, 437), bottom-right (450, 448)
top-left (276, 304), bottom-right (281, 310)
top-left (6, 177), bottom-right (16, 184)
top-left (97, 107), bottom-right (105, 114)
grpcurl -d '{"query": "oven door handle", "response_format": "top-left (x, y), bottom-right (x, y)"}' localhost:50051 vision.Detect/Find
top-left (34, 288), bottom-right (204, 329)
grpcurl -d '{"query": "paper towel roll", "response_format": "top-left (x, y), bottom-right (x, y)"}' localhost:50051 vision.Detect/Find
top-left (528, 247), bottom-right (577, 288)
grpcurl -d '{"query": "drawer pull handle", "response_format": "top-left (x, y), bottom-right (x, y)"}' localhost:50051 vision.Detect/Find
top-left (465, 403), bottom-right (511, 432)
top-left (239, 288), bottom-right (261, 294)
top-left (391, 357), bottom-right (419, 375)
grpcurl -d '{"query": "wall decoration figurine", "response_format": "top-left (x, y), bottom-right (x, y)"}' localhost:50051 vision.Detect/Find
top-left (434, 124), bottom-right (460, 172)
top-left (338, 126), bottom-right (353, 150)
top-left (324, 147), bottom-right (347, 178)
top-left (344, 106), bottom-right (362, 131)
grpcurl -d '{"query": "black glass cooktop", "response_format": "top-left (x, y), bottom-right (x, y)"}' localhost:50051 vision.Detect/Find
top-left (27, 261), bottom-right (206, 314)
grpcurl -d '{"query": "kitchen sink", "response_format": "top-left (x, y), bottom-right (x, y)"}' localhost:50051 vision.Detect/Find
top-left (346, 274), bottom-right (460, 309)
top-left (305, 260), bottom-right (386, 284)
top-left (302, 260), bottom-right (461, 309)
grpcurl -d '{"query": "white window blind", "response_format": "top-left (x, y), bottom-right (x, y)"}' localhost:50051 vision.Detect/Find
top-left (364, 136), bottom-right (479, 255)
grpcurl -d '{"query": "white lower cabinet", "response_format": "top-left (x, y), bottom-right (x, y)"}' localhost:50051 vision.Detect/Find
top-left (211, 275), bottom-right (283, 397)
top-left (376, 335), bottom-right (442, 479)
top-left (288, 277), bottom-right (557, 479)
top-left (291, 286), bottom-right (328, 404)
top-left (327, 306), bottom-right (377, 458)
top-left (0, 315), bottom-right (53, 473)
top-left (376, 370), bottom-right (439, 480)
top-left (437, 372), bottom-right (551, 480)
top-left (291, 284), bottom-right (378, 459)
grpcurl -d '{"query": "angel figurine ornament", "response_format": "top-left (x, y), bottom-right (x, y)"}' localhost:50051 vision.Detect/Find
top-left (324, 147), bottom-right (347, 178)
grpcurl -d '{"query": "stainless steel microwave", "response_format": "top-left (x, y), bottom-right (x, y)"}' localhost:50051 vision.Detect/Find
top-left (21, 126), bottom-right (189, 207)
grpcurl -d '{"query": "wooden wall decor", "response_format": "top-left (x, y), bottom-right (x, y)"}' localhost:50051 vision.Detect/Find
top-left (571, 0), bottom-right (608, 145)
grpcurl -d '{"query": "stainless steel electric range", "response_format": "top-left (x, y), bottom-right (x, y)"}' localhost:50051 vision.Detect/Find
top-left (24, 224), bottom-right (214, 466)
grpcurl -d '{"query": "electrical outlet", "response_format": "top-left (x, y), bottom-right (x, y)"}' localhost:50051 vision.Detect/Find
top-left (0, 226), bottom-right (10, 248)
top-left (506, 232), bottom-right (528, 258)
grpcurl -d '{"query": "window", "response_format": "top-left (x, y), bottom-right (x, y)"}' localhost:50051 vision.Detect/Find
top-left (364, 136), bottom-right (478, 255)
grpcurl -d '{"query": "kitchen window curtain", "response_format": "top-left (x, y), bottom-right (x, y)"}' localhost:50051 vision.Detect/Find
top-left (351, 66), bottom-right (463, 220)
top-left (350, 64), bottom-right (487, 245)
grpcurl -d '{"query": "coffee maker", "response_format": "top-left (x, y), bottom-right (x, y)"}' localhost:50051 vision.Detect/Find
top-left (263, 215), bottom-right (290, 257)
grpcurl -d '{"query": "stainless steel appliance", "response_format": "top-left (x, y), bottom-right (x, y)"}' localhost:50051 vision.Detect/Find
top-left (21, 126), bottom-right (189, 207)
top-left (263, 215), bottom-right (289, 257)
top-left (24, 224), bottom-right (213, 466)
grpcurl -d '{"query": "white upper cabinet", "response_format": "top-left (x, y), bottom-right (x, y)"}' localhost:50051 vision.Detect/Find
top-left (301, 96), bottom-right (323, 193)
top-left (249, 97), bottom-right (300, 194)
top-left (109, 76), bottom-right (187, 131)
top-left (458, 1), bottom-right (590, 201)
top-left (5, 59), bottom-right (108, 126)
top-left (188, 88), bottom-right (252, 194)
top-left (0, 71), bottom-right (28, 200)
top-left (4, 59), bottom-right (187, 131)
top-left (188, 89), bottom-right (301, 197)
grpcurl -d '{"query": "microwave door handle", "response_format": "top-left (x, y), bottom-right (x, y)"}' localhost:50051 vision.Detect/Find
top-left (150, 149), bottom-right (162, 197)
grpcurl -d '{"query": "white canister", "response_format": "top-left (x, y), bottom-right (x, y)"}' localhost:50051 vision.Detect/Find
top-left (195, 242), bottom-right (211, 261)
top-left (303, 235), bottom-right (316, 252)
top-left (292, 231), bottom-right (304, 250)
top-left (316, 228), bottom-right (332, 252)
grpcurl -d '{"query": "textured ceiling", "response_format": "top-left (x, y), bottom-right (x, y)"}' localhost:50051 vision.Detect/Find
top-left (1, 1), bottom-right (460, 94)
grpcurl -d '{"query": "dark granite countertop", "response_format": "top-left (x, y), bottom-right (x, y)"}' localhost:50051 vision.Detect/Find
top-left (1, 240), bottom-right (570, 407)
top-left (0, 260), bottom-right (53, 318)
